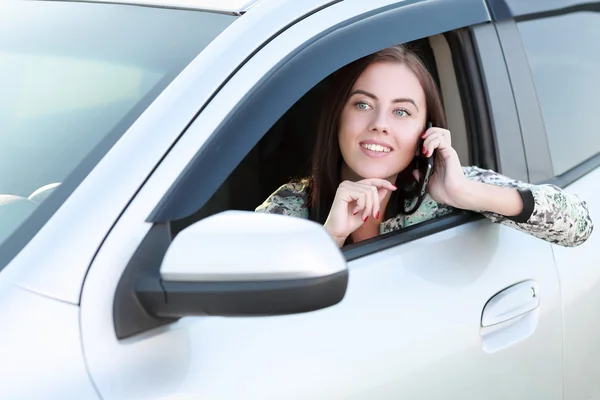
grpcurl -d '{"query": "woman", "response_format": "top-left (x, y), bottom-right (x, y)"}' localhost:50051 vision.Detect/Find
top-left (255, 45), bottom-right (593, 248)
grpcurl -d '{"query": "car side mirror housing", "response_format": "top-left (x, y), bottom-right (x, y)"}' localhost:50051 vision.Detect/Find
top-left (134, 211), bottom-right (348, 320)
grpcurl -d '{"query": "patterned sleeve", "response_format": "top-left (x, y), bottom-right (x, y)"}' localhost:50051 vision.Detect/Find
top-left (254, 179), bottom-right (310, 219)
top-left (463, 166), bottom-right (593, 247)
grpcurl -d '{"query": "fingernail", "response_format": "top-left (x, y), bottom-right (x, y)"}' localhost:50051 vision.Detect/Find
top-left (363, 216), bottom-right (368, 222)
top-left (392, 184), bottom-right (397, 189)
top-left (421, 133), bottom-right (426, 138)
top-left (422, 147), bottom-right (427, 154)
top-left (376, 212), bottom-right (380, 219)
top-left (353, 211), bottom-right (359, 216)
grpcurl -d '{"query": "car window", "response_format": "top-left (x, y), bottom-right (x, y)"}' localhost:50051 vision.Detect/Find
top-left (0, 2), bottom-right (235, 254)
top-left (170, 36), bottom-right (475, 246)
top-left (517, 11), bottom-right (600, 176)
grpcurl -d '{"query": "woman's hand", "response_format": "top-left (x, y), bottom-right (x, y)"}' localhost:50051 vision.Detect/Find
top-left (324, 179), bottom-right (397, 247)
top-left (418, 127), bottom-right (470, 208)
top-left (419, 127), bottom-right (525, 216)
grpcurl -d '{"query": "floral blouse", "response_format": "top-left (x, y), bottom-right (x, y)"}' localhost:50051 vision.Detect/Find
top-left (255, 166), bottom-right (593, 247)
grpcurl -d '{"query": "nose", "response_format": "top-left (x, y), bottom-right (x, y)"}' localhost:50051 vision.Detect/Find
top-left (368, 108), bottom-right (390, 134)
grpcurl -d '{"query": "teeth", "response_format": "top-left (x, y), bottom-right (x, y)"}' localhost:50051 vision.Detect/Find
top-left (361, 143), bottom-right (391, 153)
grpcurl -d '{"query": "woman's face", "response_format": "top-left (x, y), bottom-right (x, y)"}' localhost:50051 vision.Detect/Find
top-left (338, 61), bottom-right (427, 181)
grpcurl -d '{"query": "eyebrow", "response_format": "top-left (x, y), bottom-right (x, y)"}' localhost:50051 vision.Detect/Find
top-left (349, 89), bottom-right (419, 111)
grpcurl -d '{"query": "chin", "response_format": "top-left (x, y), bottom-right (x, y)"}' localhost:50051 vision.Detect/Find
top-left (354, 167), bottom-right (398, 180)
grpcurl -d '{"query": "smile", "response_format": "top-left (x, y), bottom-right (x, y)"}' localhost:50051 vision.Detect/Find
top-left (360, 143), bottom-right (392, 153)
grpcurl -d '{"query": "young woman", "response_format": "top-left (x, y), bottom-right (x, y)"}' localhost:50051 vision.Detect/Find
top-left (256, 45), bottom-right (593, 248)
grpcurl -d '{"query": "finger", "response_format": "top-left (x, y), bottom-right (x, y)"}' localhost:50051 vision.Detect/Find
top-left (377, 186), bottom-right (390, 200)
top-left (352, 183), bottom-right (376, 221)
top-left (359, 178), bottom-right (397, 191)
top-left (425, 138), bottom-right (441, 157)
top-left (442, 129), bottom-right (452, 146)
top-left (369, 185), bottom-right (381, 219)
top-left (348, 191), bottom-right (371, 221)
top-left (421, 127), bottom-right (451, 143)
top-left (337, 184), bottom-right (361, 208)
top-left (361, 187), bottom-right (374, 222)
top-left (423, 134), bottom-right (450, 157)
top-left (423, 131), bottom-right (451, 149)
top-left (351, 191), bottom-right (366, 216)
top-left (420, 126), bottom-right (435, 140)
top-left (355, 182), bottom-right (385, 219)
top-left (343, 187), bottom-right (370, 217)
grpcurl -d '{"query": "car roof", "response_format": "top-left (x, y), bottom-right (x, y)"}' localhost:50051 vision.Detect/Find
top-left (65, 0), bottom-right (263, 14)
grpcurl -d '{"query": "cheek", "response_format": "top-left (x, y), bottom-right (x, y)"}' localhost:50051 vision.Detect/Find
top-left (391, 122), bottom-right (423, 150)
top-left (338, 109), bottom-right (362, 145)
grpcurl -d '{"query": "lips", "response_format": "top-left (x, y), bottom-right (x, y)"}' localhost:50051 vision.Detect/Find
top-left (359, 139), bottom-right (393, 153)
top-left (358, 140), bottom-right (393, 159)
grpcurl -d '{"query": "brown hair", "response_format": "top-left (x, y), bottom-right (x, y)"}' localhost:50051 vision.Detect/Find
top-left (308, 44), bottom-right (447, 224)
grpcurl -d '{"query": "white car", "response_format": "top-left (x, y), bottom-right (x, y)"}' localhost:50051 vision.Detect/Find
top-left (1, 0), bottom-right (599, 398)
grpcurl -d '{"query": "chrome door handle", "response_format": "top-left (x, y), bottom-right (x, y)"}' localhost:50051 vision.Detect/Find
top-left (481, 280), bottom-right (539, 327)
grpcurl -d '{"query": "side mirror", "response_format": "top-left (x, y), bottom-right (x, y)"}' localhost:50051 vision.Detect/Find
top-left (135, 211), bottom-right (348, 319)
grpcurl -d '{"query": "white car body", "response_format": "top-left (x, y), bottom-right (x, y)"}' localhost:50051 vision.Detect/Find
top-left (0, 0), bottom-right (598, 399)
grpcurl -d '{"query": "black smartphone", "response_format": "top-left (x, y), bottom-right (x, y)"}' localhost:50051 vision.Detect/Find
top-left (417, 121), bottom-right (435, 198)
top-left (402, 121), bottom-right (434, 214)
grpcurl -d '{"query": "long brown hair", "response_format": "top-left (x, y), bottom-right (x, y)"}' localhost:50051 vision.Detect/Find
top-left (308, 45), bottom-right (447, 224)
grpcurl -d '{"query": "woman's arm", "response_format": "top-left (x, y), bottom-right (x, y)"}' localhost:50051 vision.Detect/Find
top-left (421, 127), bottom-right (593, 248)
top-left (458, 166), bottom-right (593, 247)
top-left (254, 180), bottom-right (310, 219)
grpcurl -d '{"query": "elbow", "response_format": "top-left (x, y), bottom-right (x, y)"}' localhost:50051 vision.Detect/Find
top-left (572, 214), bottom-right (594, 247)
top-left (563, 202), bottom-right (594, 248)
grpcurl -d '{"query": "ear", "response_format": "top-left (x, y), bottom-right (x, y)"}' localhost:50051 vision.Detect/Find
top-left (412, 168), bottom-right (421, 182)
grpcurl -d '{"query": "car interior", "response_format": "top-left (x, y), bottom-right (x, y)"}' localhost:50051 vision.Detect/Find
top-left (171, 35), bottom-right (472, 236)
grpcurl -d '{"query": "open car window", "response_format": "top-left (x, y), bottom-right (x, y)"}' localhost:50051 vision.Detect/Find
top-left (170, 35), bottom-right (476, 249)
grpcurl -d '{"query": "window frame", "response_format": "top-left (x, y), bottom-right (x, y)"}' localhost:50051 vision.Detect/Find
top-left (502, 5), bottom-right (600, 186)
top-left (148, 0), bottom-right (510, 259)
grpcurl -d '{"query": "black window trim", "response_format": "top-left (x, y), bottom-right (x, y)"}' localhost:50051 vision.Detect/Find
top-left (515, 2), bottom-right (600, 22)
top-left (343, 211), bottom-right (483, 260)
top-left (543, 153), bottom-right (600, 188)
top-left (487, 0), bottom-right (600, 22)
top-left (149, 0), bottom-right (494, 258)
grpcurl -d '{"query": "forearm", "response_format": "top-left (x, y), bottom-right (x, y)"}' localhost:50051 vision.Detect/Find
top-left (459, 180), bottom-right (524, 217)
top-left (459, 166), bottom-right (593, 247)
top-left (324, 225), bottom-right (347, 248)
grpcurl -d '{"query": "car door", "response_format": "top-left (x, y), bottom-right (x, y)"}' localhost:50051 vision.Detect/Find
top-left (496, 2), bottom-right (600, 398)
top-left (80, 0), bottom-right (564, 399)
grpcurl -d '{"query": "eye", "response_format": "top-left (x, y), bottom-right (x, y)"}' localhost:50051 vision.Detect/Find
top-left (394, 108), bottom-right (411, 117)
top-left (355, 101), bottom-right (372, 111)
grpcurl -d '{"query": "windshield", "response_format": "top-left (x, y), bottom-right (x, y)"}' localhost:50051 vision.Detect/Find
top-left (0, 1), bottom-right (235, 266)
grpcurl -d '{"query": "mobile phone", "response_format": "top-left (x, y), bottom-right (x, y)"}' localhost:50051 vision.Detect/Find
top-left (402, 121), bottom-right (434, 214)
top-left (417, 121), bottom-right (435, 197)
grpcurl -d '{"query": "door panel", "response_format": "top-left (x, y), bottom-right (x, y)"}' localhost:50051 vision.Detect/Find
top-left (551, 166), bottom-right (600, 399)
top-left (82, 215), bottom-right (562, 399)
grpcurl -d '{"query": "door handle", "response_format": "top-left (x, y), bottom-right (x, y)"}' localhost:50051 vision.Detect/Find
top-left (481, 280), bottom-right (539, 327)
top-left (480, 280), bottom-right (540, 352)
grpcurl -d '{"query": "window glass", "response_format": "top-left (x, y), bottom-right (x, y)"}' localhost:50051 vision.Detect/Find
top-left (518, 12), bottom-right (600, 175)
top-left (0, 1), bottom-right (235, 266)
